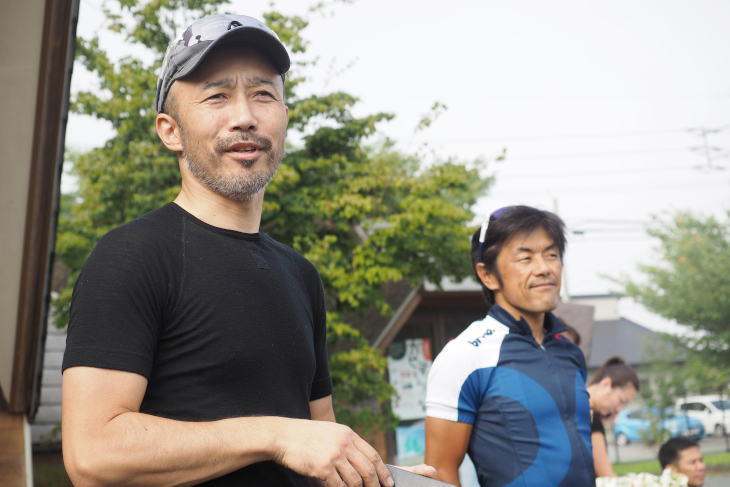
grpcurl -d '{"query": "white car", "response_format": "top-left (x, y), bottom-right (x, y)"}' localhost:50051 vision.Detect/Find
top-left (675, 395), bottom-right (730, 437)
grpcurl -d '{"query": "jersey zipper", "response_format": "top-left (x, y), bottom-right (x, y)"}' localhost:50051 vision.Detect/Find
top-left (542, 340), bottom-right (594, 483)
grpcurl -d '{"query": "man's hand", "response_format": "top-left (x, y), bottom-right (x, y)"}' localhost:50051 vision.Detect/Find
top-left (397, 464), bottom-right (438, 478)
top-left (273, 419), bottom-right (394, 487)
top-left (306, 396), bottom-right (436, 486)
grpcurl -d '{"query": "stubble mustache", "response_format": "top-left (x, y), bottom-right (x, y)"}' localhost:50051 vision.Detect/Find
top-left (180, 125), bottom-right (284, 203)
top-left (215, 132), bottom-right (273, 167)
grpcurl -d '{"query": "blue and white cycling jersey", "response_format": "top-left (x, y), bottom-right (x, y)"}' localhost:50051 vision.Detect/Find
top-left (426, 304), bottom-right (594, 487)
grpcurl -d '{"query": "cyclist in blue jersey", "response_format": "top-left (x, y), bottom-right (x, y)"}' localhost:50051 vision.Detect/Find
top-left (425, 206), bottom-right (595, 486)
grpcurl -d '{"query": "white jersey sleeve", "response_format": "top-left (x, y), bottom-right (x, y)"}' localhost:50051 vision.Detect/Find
top-left (425, 316), bottom-right (509, 424)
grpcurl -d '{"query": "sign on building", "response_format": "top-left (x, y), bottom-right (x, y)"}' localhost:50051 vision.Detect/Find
top-left (387, 338), bottom-right (432, 421)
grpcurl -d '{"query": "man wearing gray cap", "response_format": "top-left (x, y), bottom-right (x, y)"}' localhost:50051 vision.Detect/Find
top-left (61, 15), bottom-right (434, 487)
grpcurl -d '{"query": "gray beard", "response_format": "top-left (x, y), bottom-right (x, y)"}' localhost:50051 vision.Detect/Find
top-left (180, 127), bottom-right (283, 202)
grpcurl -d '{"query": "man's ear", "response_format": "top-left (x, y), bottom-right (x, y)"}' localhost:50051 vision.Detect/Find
top-left (476, 263), bottom-right (501, 291)
top-left (156, 113), bottom-right (183, 152)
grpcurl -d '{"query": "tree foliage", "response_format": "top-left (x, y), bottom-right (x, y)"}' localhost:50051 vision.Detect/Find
top-left (619, 211), bottom-right (730, 370)
top-left (639, 348), bottom-right (730, 445)
top-left (55, 0), bottom-right (493, 435)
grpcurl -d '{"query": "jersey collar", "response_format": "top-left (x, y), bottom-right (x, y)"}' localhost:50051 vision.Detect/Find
top-left (488, 303), bottom-right (568, 337)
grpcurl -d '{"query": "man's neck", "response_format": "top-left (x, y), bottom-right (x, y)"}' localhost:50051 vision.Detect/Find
top-left (175, 177), bottom-right (263, 234)
top-left (494, 298), bottom-right (546, 344)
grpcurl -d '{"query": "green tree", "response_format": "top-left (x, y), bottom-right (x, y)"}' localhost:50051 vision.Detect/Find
top-left (55, 0), bottom-right (493, 436)
top-left (638, 350), bottom-right (730, 446)
top-left (618, 211), bottom-right (730, 370)
top-left (637, 351), bottom-right (688, 446)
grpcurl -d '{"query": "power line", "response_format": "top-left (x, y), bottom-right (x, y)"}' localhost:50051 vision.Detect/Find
top-left (362, 94), bottom-right (730, 101)
top-left (569, 236), bottom-right (657, 242)
top-left (487, 178), bottom-right (729, 197)
top-left (571, 219), bottom-right (656, 225)
top-left (495, 165), bottom-right (696, 179)
top-left (571, 228), bottom-right (649, 233)
top-left (504, 147), bottom-right (689, 162)
top-left (423, 127), bottom-right (693, 144)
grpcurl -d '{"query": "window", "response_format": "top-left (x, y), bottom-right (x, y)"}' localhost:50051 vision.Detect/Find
top-left (712, 400), bottom-right (730, 411)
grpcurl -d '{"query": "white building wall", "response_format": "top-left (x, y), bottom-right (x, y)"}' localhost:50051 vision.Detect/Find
top-left (31, 318), bottom-right (65, 445)
top-left (571, 295), bottom-right (620, 321)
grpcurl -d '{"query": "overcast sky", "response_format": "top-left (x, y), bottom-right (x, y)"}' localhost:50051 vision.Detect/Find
top-left (67, 0), bottom-right (730, 333)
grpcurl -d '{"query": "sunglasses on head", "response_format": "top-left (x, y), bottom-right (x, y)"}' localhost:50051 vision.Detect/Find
top-left (477, 207), bottom-right (512, 263)
top-left (478, 206), bottom-right (541, 263)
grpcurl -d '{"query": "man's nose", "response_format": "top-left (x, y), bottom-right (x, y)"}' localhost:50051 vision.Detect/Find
top-left (532, 255), bottom-right (551, 275)
top-left (230, 97), bottom-right (257, 131)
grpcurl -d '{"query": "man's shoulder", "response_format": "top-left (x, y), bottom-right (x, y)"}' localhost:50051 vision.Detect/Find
top-left (100, 204), bottom-right (179, 243)
top-left (426, 315), bottom-right (511, 421)
top-left (447, 315), bottom-right (510, 352)
top-left (261, 232), bottom-right (319, 277)
top-left (91, 204), bottom-right (181, 261)
top-left (433, 315), bottom-right (510, 368)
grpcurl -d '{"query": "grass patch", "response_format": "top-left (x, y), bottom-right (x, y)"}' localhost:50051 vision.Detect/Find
top-left (614, 460), bottom-right (662, 476)
top-left (705, 451), bottom-right (730, 466)
top-left (613, 451), bottom-right (730, 477)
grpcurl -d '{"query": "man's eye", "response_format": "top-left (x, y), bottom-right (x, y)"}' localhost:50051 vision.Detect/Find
top-left (207, 93), bottom-right (224, 100)
top-left (256, 90), bottom-right (274, 98)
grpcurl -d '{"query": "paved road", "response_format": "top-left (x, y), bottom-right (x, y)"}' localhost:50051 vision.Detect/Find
top-left (704, 476), bottom-right (729, 487)
top-left (608, 435), bottom-right (730, 464)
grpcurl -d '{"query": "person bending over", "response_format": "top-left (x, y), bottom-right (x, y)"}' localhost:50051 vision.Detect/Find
top-left (586, 356), bottom-right (639, 477)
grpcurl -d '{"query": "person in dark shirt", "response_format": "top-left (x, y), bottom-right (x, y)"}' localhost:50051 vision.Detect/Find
top-left (586, 356), bottom-right (639, 478)
top-left (61, 14), bottom-right (434, 487)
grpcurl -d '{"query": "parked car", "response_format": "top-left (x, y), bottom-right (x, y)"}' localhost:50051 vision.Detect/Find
top-left (613, 407), bottom-right (705, 446)
top-left (676, 395), bottom-right (730, 437)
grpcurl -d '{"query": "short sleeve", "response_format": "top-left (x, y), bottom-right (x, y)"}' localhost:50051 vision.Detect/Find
top-left (426, 317), bottom-right (508, 425)
top-left (62, 224), bottom-right (172, 379)
top-left (591, 413), bottom-right (604, 434)
top-left (426, 342), bottom-right (483, 424)
top-left (306, 265), bottom-right (333, 401)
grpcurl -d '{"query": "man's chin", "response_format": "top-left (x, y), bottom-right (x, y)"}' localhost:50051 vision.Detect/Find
top-left (529, 297), bottom-right (560, 314)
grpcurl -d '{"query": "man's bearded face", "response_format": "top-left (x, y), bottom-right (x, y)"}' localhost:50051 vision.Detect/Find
top-left (168, 45), bottom-right (289, 203)
top-left (180, 125), bottom-right (284, 202)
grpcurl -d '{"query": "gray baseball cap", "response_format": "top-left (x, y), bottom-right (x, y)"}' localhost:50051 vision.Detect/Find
top-left (155, 14), bottom-right (290, 113)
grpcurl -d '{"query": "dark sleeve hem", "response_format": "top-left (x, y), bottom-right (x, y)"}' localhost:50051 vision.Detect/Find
top-left (309, 376), bottom-right (333, 401)
top-left (62, 347), bottom-right (153, 380)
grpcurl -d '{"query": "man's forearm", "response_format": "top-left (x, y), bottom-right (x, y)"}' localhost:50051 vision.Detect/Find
top-left (64, 412), bottom-right (283, 487)
top-left (63, 367), bottom-right (395, 487)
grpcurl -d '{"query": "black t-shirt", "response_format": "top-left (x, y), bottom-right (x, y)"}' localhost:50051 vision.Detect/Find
top-left (63, 203), bottom-right (332, 486)
top-left (591, 412), bottom-right (607, 445)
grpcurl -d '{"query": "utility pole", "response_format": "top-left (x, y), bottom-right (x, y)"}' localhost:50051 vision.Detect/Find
top-left (553, 198), bottom-right (570, 303)
top-left (720, 388), bottom-right (729, 453)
